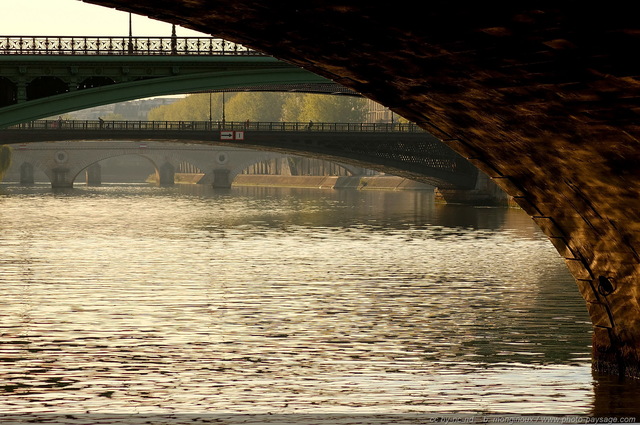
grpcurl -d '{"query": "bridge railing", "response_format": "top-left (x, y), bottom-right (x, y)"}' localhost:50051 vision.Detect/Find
top-left (0, 36), bottom-right (259, 56)
top-left (12, 120), bottom-right (425, 133)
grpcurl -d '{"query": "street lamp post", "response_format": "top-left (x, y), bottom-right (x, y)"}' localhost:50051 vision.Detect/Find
top-left (127, 13), bottom-right (133, 54)
top-left (222, 92), bottom-right (226, 127)
top-left (208, 92), bottom-right (212, 128)
top-left (171, 24), bottom-right (177, 54)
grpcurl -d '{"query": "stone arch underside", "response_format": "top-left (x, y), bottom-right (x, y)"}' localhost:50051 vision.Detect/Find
top-left (79, 1), bottom-right (640, 377)
top-left (47, 151), bottom-right (161, 187)
top-left (72, 150), bottom-right (232, 187)
top-left (73, 153), bottom-right (160, 185)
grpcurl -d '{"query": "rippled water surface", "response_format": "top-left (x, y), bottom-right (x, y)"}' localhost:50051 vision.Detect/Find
top-left (1, 184), bottom-right (639, 418)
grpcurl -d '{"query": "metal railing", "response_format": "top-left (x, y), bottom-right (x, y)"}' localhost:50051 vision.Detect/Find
top-left (0, 36), bottom-right (259, 56)
top-left (11, 120), bottom-right (424, 133)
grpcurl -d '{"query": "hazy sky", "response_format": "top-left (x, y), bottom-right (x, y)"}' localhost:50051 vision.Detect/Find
top-left (0, 0), bottom-right (207, 36)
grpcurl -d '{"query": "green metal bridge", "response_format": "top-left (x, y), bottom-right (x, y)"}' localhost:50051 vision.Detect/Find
top-left (0, 35), bottom-right (504, 204)
top-left (0, 35), bottom-right (356, 128)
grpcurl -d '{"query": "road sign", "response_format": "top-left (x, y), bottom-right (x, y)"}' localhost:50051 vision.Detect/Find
top-left (220, 131), bottom-right (244, 141)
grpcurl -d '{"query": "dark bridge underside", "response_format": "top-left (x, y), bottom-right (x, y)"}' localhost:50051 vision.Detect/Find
top-left (81, 2), bottom-right (640, 377)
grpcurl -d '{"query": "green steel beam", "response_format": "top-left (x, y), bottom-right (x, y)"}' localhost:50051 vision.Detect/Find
top-left (0, 67), bottom-right (330, 128)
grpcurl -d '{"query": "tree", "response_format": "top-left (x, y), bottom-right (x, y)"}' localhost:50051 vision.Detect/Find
top-left (224, 92), bottom-right (285, 122)
top-left (102, 113), bottom-right (125, 121)
top-left (281, 94), bottom-right (306, 122)
top-left (291, 94), bottom-right (367, 122)
top-left (148, 93), bottom-right (226, 121)
top-left (0, 145), bottom-right (12, 182)
top-left (147, 92), bottom-right (369, 123)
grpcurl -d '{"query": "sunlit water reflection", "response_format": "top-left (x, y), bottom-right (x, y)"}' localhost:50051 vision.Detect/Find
top-left (0, 184), bottom-right (638, 417)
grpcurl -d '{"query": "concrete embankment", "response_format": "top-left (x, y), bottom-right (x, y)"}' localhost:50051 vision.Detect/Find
top-left (230, 174), bottom-right (434, 190)
top-left (173, 173), bottom-right (518, 206)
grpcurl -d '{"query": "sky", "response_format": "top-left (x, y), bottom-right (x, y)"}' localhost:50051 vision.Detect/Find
top-left (0, 0), bottom-right (208, 37)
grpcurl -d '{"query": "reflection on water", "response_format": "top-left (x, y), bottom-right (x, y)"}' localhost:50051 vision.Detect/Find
top-left (0, 184), bottom-right (638, 417)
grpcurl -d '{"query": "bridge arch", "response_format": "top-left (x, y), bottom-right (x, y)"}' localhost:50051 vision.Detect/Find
top-left (0, 68), bottom-right (330, 127)
top-left (216, 151), bottom-right (287, 187)
top-left (78, 76), bottom-right (116, 90)
top-left (26, 76), bottom-right (69, 101)
top-left (65, 151), bottom-right (161, 188)
top-left (0, 77), bottom-right (16, 107)
top-left (241, 157), bottom-right (357, 177)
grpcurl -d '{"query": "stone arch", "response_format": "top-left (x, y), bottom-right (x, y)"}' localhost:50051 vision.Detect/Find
top-left (241, 156), bottom-right (357, 177)
top-left (283, 157), bottom-right (356, 177)
top-left (70, 153), bottom-right (160, 187)
top-left (202, 150), bottom-right (286, 188)
top-left (176, 160), bottom-right (203, 174)
top-left (26, 76), bottom-right (68, 101)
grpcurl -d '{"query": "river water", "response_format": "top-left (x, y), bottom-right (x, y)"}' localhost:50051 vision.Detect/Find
top-left (1, 183), bottom-right (639, 421)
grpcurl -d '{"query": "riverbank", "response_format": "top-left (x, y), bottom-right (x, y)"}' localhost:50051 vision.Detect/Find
top-left (172, 173), bottom-right (434, 190)
top-left (173, 173), bottom-right (518, 206)
top-left (231, 174), bottom-right (434, 190)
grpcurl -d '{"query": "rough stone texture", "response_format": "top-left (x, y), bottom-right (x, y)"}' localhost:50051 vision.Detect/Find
top-left (81, 1), bottom-right (640, 377)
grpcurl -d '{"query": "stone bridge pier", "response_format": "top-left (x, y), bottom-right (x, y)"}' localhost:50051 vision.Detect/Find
top-left (435, 172), bottom-right (509, 206)
top-left (157, 162), bottom-right (176, 186)
top-left (85, 163), bottom-right (101, 186)
top-left (50, 167), bottom-right (73, 188)
top-left (19, 161), bottom-right (35, 185)
top-left (211, 169), bottom-right (231, 188)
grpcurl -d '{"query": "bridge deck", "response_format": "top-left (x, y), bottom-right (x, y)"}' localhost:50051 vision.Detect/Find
top-left (0, 120), bottom-right (476, 190)
top-left (7, 119), bottom-right (424, 133)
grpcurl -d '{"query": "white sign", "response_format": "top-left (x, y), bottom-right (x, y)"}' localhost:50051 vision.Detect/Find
top-left (220, 131), bottom-right (234, 140)
top-left (220, 131), bottom-right (244, 141)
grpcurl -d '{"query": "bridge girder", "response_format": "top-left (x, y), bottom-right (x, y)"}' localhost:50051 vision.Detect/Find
top-left (0, 56), bottom-right (343, 127)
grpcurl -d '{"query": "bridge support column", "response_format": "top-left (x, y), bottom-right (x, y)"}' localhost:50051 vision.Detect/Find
top-left (158, 162), bottom-right (175, 186)
top-left (434, 172), bottom-right (509, 206)
top-left (212, 169), bottom-right (232, 188)
top-left (85, 163), bottom-right (101, 186)
top-left (51, 167), bottom-right (73, 188)
top-left (16, 79), bottom-right (26, 103)
top-left (19, 162), bottom-right (34, 185)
